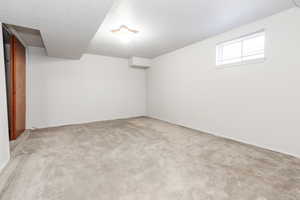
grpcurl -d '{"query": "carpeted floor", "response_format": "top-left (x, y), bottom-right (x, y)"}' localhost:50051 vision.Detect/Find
top-left (0, 117), bottom-right (300, 200)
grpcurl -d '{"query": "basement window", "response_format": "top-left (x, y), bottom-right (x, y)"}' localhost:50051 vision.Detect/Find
top-left (216, 30), bottom-right (265, 67)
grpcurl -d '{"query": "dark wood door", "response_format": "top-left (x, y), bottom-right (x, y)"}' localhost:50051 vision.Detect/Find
top-left (9, 36), bottom-right (26, 140)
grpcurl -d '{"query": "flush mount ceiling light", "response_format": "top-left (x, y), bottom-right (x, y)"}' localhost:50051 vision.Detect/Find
top-left (111, 25), bottom-right (139, 44)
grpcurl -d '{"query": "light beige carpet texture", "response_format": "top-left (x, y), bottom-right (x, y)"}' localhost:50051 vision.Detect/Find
top-left (0, 117), bottom-right (300, 200)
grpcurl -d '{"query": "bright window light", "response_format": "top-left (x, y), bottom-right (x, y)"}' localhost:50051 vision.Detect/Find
top-left (216, 31), bottom-right (265, 66)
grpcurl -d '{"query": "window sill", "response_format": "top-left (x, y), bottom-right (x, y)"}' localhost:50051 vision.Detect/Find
top-left (216, 58), bottom-right (266, 69)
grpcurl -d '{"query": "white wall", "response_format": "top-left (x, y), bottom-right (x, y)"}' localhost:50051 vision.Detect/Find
top-left (0, 23), bottom-right (10, 172)
top-left (27, 47), bottom-right (146, 128)
top-left (147, 8), bottom-right (300, 157)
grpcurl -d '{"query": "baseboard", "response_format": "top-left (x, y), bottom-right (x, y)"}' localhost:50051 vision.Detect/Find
top-left (147, 115), bottom-right (300, 159)
top-left (26, 115), bottom-right (148, 130)
top-left (0, 157), bottom-right (10, 174)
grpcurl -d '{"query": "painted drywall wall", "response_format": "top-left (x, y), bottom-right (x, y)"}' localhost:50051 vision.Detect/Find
top-left (147, 8), bottom-right (300, 157)
top-left (27, 47), bottom-right (146, 128)
top-left (0, 23), bottom-right (10, 172)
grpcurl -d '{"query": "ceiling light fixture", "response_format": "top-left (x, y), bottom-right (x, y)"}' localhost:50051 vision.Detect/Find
top-left (111, 25), bottom-right (139, 44)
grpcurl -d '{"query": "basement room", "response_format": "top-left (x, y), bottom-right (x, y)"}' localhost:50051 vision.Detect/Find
top-left (0, 0), bottom-right (300, 199)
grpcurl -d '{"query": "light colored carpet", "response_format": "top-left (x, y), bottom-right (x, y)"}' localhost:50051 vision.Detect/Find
top-left (0, 117), bottom-right (300, 200)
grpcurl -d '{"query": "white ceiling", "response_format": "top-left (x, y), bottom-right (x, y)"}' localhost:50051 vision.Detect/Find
top-left (0, 0), bottom-right (295, 59)
top-left (87, 0), bottom-right (295, 58)
top-left (0, 0), bottom-right (114, 59)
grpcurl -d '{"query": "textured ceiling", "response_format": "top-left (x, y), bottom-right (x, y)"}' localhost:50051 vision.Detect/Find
top-left (87, 0), bottom-right (295, 58)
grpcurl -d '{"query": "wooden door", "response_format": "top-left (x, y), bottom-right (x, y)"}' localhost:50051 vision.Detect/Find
top-left (9, 36), bottom-right (26, 140)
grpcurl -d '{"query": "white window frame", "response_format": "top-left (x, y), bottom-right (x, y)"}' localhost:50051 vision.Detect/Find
top-left (216, 30), bottom-right (266, 68)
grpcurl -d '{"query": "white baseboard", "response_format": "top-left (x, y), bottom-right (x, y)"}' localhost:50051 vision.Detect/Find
top-left (0, 157), bottom-right (10, 174)
top-left (147, 115), bottom-right (300, 159)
